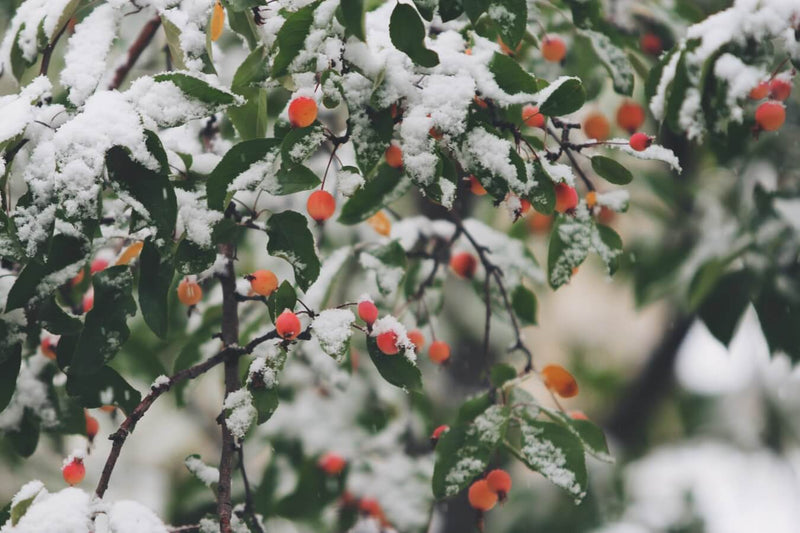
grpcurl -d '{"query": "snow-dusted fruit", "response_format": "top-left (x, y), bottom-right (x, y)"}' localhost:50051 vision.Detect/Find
top-left (769, 79), bottom-right (792, 101)
top-left (541, 364), bottom-right (579, 398)
top-left (639, 33), bottom-right (662, 56)
top-left (367, 211), bottom-right (392, 236)
top-left (376, 331), bottom-right (399, 355)
top-left (210, 1), bottom-right (224, 41)
top-left (385, 144), bottom-right (403, 168)
top-left (248, 270), bottom-right (278, 297)
top-left (276, 310), bottom-right (302, 340)
top-left (357, 300), bottom-right (378, 326)
top-left (583, 113), bottom-right (610, 141)
top-left (749, 81), bottom-right (769, 100)
top-left (486, 469), bottom-right (512, 498)
top-left (408, 330), bottom-right (425, 351)
top-left (318, 453), bottom-right (346, 475)
top-left (629, 132), bottom-right (652, 152)
top-left (428, 341), bottom-right (451, 364)
top-left (541, 36), bottom-right (567, 62)
top-left (450, 252), bottom-right (478, 279)
top-left (469, 175), bottom-right (487, 196)
top-left (468, 479), bottom-right (498, 511)
top-left (616, 101), bottom-right (646, 134)
top-left (85, 411), bottom-right (99, 440)
top-left (177, 278), bottom-right (203, 306)
top-left (307, 190), bottom-right (336, 222)
top-left (288, 96), bottom-right (318, 128)
top-left (431, 424), bottom-right (449, 443)
top-left (554, 183), bottom-right (579, 213)
top-left (41, 337), bottom-right (57, 360)
top-left (755, 101), bottom-right (785, 131)
top-left (62, 458), bottom-right (85, 486)
top-left (522, 105), bottom-right (545, 128)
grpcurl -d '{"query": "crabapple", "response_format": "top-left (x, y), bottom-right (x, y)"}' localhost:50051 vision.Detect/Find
top-left (616, 100), bottom-right (646, 134)
top-left (62, 458), bottom-right (85, 486)
top-left (755, 101), bottom-right (786, 131)
top-left (318, 453), bottom-right (346, 475)
top-left (408, 330), bottom-right (425, 352)
top-left (541, 36), bottom-right (567, 62)
top-left (177, 278), bottom-right (202, 306)
top-left (749, 81), bottom-right (769, 100)
top-left (82, 290), bottom-right (94, 313)
top-left (40, 337), bottom-right (57, 360)
top-left (276, 310), bottom-right (302, 340)
top-left (450, 252), bottom-right (477, 279)
top-left (367, 211), bottom-right (392, 236)
top-left (357, 300), bottom-right (378, 326)
top-left (307, 190), bottom-right (335, 222)
top-left (486, 469), bottom-right (512, 499)
top-left (430, 424), bottom-right (449, 443)
top-left (376, 331), bottom-right (399, 355)
top-left (85, 411), bottom-right (99, 440)
top-left (541, 364), bottom-right (579, 398)
top-left (468, 479), bottom-right (498, 511)
top-left (583, 112), bottom-right (610, 141)
top-left (640, 33), bottom-right (662, 56)
top-left (769, 78), bottom-right (792, 101)
top-left (569, 410), bottom-right (589, 420)
top-left (522, 105), bottom-right (545, 128)
top-left (428, 340), bottom-right (451, 364)
top-left (629, 132), bottom-right (652, 152)
top-left (288, 96), bottom-right (318, 128)
top-left (554, 183), bottom-right (578, 213)
top-left (248, 270), bottom-right (278, 297)
top-left (528, 211), bottom-right (553, 233)
top-left (385, 144), bottom-right (403, 168)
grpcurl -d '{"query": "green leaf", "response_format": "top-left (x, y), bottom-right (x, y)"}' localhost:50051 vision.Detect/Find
top-left (274, 164), bottom-right (322, 194)
top-left (366, 336), bottom-right (422, 391)
top-left (528, 160), bottom-right (556, 214)
top-left (756, 281), bottom-right (800, 362)
top-left (175, 239), bottom-right (217, 275)
top-left (389, 3), bottom-right (439, 68)
top-left (153, 72), bottom-right (236, 105)
top-left (66, 365), bottom-right (142, 414)
top-left (206, 139), bottom-right (281, 210)
top-left (463, 0), bottom-right (486, 22)
top-left (68, 266), bottom-right (137, 376)
top-left (541, 407), bottom-right (612, 462)
top-left (488, 53), bottom-right (542, 95)
top-left (664, 49), bottom-right (692, 133)
top-left (138, 240), bottom-right (175, 339)
top-left (272, 2), bottom-right (321, 77)
top-left (539, 78), bottom-right (586, 117)
top-left (489, 363), bottom-right (517, 388)
top-left (511, 285), bottom-right (537, 325)
top-left (0, 347), bottom-right (21, 413)
top-left (432, 404), bottom-right (510, 499)
top-left (281, 125), bottom-right (324, 165)
top-left (232, 45), bottom-right (270, 89)
top-left (563, 0), bottom-right (601, 29)
top-left (106, 146), bottom-right (177, 247)
top-left (349, 107), bottom-right (394, 175)
top-left (591, 156), bottom-right (633, 185)
top-left (38, 297), bottom-right (82, 335)
top-left (595, 224), bottom-right (623, 276)
top-left (577, 29), bottom-right (634, 96)
top-left (339, 164), bottom-right (406, 224)
top-left (489, 0), bottom-right (527, 49)
top-left (250, 387), bottom-right (279, 425)
top-left (439, 0), bottom-right (463, 21)
top-left (512, 415), bottom-right (587, 501)
top-left (340, 0), bottom-right (366, 41)
top-left (9, 481), bottom-right (43, 525)
top-left (266, 211), bottom-right (320, 292)
top-left (268, 281), bottom-right (297, 321)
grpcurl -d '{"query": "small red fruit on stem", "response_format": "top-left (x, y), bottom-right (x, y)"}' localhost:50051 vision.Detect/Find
top-left (486, 469), bottom-right (512, 499)
top-left (385, 144), bottom-right (403, 168)
top-left (616, 101), bottom-right (646, 134)
top-left (248, 270), bottom-right (278, 297)
top-left (177, 278), bottom-right (202, 306)
top-left (428, 340), bottom-right (451, 364)
top-left (318, 452), bottom-right (347, 475)
top-left (583, 113), bottom-right (610, 141)
top-left (62, 458), bottom-right (85, 486)
top-left (541, 36), bottom-right (567, 62)
top-left (755, 101), bottom-right (786, 131)
top-left (307, 190), bottom-right (336, 222)
top-left (629, 132), bottom-right (652, 152)
top-left (469, 175), bottom-right (487, 196)
top-left (541, 364), bottom-right (579, 398)
top-left (85, 411), bottom-right (99, 440)
top-left (769, 78), bottom-right (792, 101)
top-left (450, 252), bottom-right (478, 279)
top-left (554, 183), bottom-right (579, 213)
top-left (522, 105), bottom-right (546, 128)
top-left (749, 81), bottom-right (769, 100)
top-left (357, 300), bottom-right (378, 326)
top-left (639, 33), bottom-right (662, 56)
top-left (408, 330), bottom-right (425, 352)
top-left (430, 424), bottom-right (449, 443)
top-left (376, 331), bottom-right (399, 355)
top-left (288, 96), bottom-right (318, 128)
top-left (276, 310), bottom-right (302, 340)
top-left (468, 479), bottom-right (498, 511)
top-left (41, 337), bottom-right (57, 360)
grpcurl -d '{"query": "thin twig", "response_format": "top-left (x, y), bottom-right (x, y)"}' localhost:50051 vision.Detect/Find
top-left (108, 15), bottom-right (162, 90)
top-left (237, 446), bottom-right (264, 533)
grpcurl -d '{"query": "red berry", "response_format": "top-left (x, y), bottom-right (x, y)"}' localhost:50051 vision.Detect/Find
top-left (82, 290), bottom-right (94, 313)
top-left (288, 96), bottom-right (318, 128)
top-left (468, 479), bottom-right (498, 511)
top-left (755, 101), bottom-right (786, 131)
top-left (248, 270), bottom-right (278, 297)
top-left (541, 364), bottom-right (579, 398)
top-left (90, 258), bottom-right (108, 274)
top-left (486, 469), bottom-right (512, 498)
top-left (639, 33), bottom-right (662, 56)
top-left (385, 144), bottom-right (403, 168)
top-left (769, 78), bottom-right (792, 101)
top-left (428, 340), bottom-right (450, 364)
top-left (469, 175), bottom-right (487, 196)
top-left (177, 278), bottom-right (202, 306)
top-left (431, 424), bottom-right (449, 442)
top-left (85, 411), bottom-right (99, 440)
top-left (276, 310), bottom-right (302, 340)
top-left (41, 337), bottom-right (57, 360)
top-left (357, 300), bottom-right (378, 326)
top-left (450, 252), bottom-right (477, 279)
top-left (376, 331), bottom-right (399, 355)
top-left (541, 36), bottom-right (567, 62)
top-left (318, 452), bottom-right (347, 475)
top-left (62, 458), bottom-right (85, 486)
top-left (307, 190), bottom-right (336, 222)
top-left (522, 105), bottom-right (545, 128)
top-left (519, 198), bottom-right (531, 214)
top-left (554, 183), bottom-right (578, 213)
top-left (749, 81), bottom-right (769, 100)
top-left (616, 101), bottom-right (646, 134)
top-left (629, 132), bottom-right (652, 152)
top-left (408, 330), bottom-right (425, 352)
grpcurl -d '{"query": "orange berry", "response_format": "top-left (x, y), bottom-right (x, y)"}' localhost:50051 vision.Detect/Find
top-left (469, 175), bottom-right (487, 196)
top-left (85, 411), bottom-right (99, 440)
top-left (376, 331), bottom-right (399, 355)
top-left (318, 452), bottom-right (346, 475)
top-left (749, 81), bottom-right (769, 100)
top-left (71, 269), bottom-right (85, 286)
top-left (431, 424), bottom-right (449, 442)
top-left (307, 190), bottom-right (335, 222)
top-left (629, 132), bottom-right (652, 152)
top-left (541, 36), bottom-right (567, 62)
top-left (583, 113), bottom-right (610, 141)
top-left (769, 78), bottom-right (792, 101)
top-left (276, 310), bottom-right (301, 340)
top-left (616, 101), bottom-right (646, 134)
top-left (115, 241), bottom-right (144, 266)
top-left (468, 479), bottom-right (498, 511)
top-left (428, 340), bottom-right (450, 364)
top-left (486, 469), bottom-right (512, 498)
top-left (210, 1), bottom-right (225, 42)
top-left (585, 191), bottom-right (597, 210)
top-left (464, 48), bottom-right (472, 55)
top-left (554, 183), bottom-right (578, 213)
top-left (522, 105), bottom-right (546, 128)
top-left (755, 101), bottom-right (786, 131)
top-left (367, 211), bottom-right (391, 236)
top-left (450, 252), bottom-right (477, 279)
top-left (527, 211), bottom-right (553, 233)
top-left (385, 144), bottom-right (403, 168)
top-left (248, 270), bottom-right (278, 297)
top-left (541, 364), bottom-right (579, 398)
top-left (62, 458), bottom-right (85, 486)
top-left (177, 278), bottom-right (202, 306)
top-left (288, 96), bottom-right (318, 128)
top-left (519, 198), bottom-right (531, 214)
top-left (357, 300), bottom-right (378, 326)
top-left (407, 330), bottom-right (425, 352)
top-left (569, 410), bottom-right (589, 420)
top-left (41, 337), bottom-right (57, 360)
top-left (639, 33), bottom-right (662, 56)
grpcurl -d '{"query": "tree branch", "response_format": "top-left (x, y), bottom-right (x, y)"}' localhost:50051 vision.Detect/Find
top-left (236, 446), bottom-right (264, 533)
top-left (108, 15), bottom-right (162, 90)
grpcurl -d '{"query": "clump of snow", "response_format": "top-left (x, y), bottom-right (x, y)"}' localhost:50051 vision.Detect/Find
top-left (359, 251), bottom-right (405, 296)
top-left (311, 308), bottom-right (355, 361)
top-left (0, 357), bottom-right (57, 431)
top-left (151, 375), bottom-right (170, 389)
top-left (174, 188), bottom-right (224, 247)
top-left (605, 138), bottom-right (682, 173)
top-left (222, 388), bottom-right (257, 442)
top-left (595, 190), bottom-right (630, 212)
top-left (125, 76), bottom-right (218, 129)
top-left (184, 455), bottom-right (220, 486)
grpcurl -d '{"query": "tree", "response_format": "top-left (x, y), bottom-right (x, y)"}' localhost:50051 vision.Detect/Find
top-left (0, 0), bottom-right (798, 532)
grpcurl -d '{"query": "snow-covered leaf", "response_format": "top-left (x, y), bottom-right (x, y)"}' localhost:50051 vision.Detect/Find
top-left (577, 29), bottom-right (634, 96)
top-left (489, 53), bottom-right (542, 95)
top-left (538, 77), bottom-right (585, 117)
top-left (138, 241), bottom-right (175, 340)
top-left (271, 1), bottom-right (321, 77)
top-left (206, 139), bottom-right (280, 210)
top-left (389, 3), bottom-right (439, 68)
top-left (339, 164), bottom-right (408, 225)
top-left (366, 336), bottom-right (422, 391)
